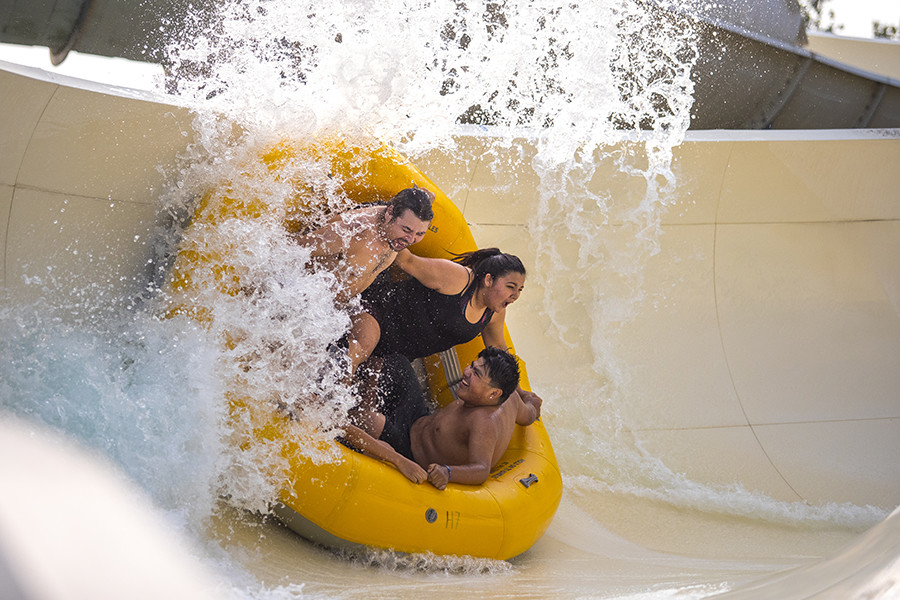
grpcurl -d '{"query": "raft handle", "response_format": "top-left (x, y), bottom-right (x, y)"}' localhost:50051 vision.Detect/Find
top-left (519, 474), bottom-right (538, 488)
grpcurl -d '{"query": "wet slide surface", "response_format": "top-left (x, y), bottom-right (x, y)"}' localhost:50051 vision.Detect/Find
top-left (1, 60), bottom-right (899, 598)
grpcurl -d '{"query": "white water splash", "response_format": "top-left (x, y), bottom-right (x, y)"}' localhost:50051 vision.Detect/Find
top-left (162, 0), bottom-right (882, 545)
top-left (0, 301), bottom-right (227, 531)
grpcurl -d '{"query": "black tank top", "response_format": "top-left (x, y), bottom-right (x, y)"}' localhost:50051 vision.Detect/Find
top-left (363, 275), bottom-right (494, 359)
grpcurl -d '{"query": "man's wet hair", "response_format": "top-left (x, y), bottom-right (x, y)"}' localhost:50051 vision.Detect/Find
top-left (478, 346), bottom-right (520, 403)
top-left (388, 187), bottom-right (435, 222)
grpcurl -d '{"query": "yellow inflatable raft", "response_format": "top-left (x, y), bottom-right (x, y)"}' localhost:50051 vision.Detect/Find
top-left (167, 138), bottom-right (562, 560)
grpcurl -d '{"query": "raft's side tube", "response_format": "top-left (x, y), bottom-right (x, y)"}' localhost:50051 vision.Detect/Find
top-left (167, 138), bottom-right (562, 560)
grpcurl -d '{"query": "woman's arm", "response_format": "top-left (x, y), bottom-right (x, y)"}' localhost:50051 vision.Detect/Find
top-left (480, 310), bottom-right (509, 350)
top-left (481, 314), bottom-right (545, 422)
top-left (394, 249), bottom-right (472, 295)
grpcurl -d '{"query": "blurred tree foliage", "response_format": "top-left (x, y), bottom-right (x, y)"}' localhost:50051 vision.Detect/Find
top-left (802, 0), bottom-right (899, 40)
top-left (873, 21), bottom-right (899, 40)
top-left (799, 0), bottom-right (843, 33)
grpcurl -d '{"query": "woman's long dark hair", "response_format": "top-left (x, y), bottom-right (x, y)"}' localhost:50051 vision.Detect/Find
top-left (453, 248), bottom-right (526, 290)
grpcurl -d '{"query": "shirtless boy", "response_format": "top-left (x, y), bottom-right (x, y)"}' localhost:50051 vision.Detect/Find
top-left (343, 347), bottom-right (542, 489)
top-left (294, 187), bottom-right (434, 305)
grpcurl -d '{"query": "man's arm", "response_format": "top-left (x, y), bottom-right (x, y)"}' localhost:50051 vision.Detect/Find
top-left (394, 250), bottom-right (471, 294)
top-left (293, 221), bottom-right (347, 259)
top-left (343, 425), bottom-right (427, 484)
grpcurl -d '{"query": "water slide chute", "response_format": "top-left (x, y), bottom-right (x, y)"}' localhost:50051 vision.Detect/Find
top-left (1, 12), bottom-right (899, 600)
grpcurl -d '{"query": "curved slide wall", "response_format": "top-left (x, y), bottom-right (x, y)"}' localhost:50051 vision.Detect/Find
top-left (807, 32), bottom-right (900, 81)
top-left (2, 61), bottom-right (899, 596)
top-left (424, 130), bottom-right (900, 511)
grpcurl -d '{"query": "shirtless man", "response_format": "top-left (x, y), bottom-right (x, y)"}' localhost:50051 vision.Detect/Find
top-left (343, 347), bottom-right (542, 489)
top-left (294, 187), bottom-right (434, 305)
top-left (294, 187), bottom-right (434, 372)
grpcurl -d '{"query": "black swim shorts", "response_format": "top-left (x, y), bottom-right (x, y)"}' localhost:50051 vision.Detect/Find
top-left (377, 354), bottom-right (431, 461)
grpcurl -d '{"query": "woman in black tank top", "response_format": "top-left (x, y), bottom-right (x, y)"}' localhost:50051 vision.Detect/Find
top-left (355, 248), bottom-right (526, 362)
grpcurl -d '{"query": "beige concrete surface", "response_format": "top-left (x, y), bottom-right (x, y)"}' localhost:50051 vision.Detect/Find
top-left (0, 184), bottom-right (10, 286)
top-left (1, 60), bottom-right (898, 597)
top-left (808, 32), bottom-right (900, 81)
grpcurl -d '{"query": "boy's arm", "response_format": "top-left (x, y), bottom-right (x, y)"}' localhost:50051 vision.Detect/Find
top-left (425, 418), bottom-right (498, 490)
top-left (343, 425), bottom-right (427, 484)
top-left (513, 389), bottom-right (541, 425)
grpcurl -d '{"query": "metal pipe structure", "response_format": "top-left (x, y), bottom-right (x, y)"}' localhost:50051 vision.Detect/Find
top-left (1, 0), bottom-right (899, 128)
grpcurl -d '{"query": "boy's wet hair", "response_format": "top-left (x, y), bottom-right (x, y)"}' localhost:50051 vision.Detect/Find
top-left (478, 346), bottom-right (520, 402)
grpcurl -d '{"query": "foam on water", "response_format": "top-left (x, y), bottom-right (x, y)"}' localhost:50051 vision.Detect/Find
top-left (0, 299), bottom-right (226, 532)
